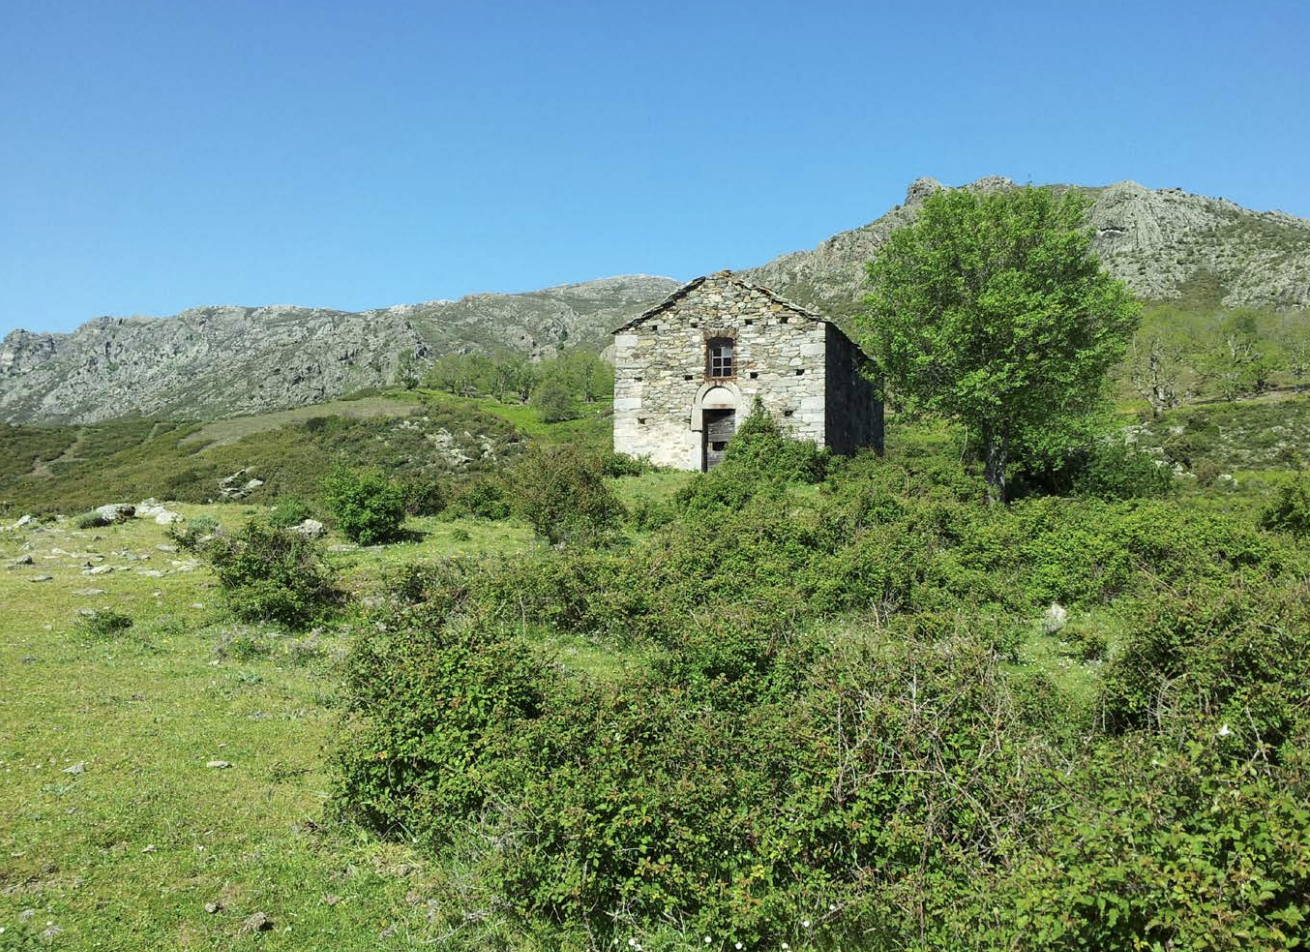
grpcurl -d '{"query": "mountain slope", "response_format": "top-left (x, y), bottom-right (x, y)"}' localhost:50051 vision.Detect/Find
top-left (5, 176), bottom-right (1309, 425)
top-left (741, 176), bottom-right (1310, 318)
top-left (0, 275), bottom-right (679, 423)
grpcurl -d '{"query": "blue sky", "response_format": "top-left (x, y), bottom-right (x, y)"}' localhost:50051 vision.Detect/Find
top-left (2, 0), bottom-right (1307, 336)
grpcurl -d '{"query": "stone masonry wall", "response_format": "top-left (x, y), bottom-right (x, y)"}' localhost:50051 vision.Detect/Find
top-left (824, 323), bottom-right (883, 455)
top-left (614, 275), bottom-right (829, 470)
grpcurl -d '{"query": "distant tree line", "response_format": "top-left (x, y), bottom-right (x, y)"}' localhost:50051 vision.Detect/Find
top-left (402, 348), bottom-right (614, 422)
top-left (1126, 305), bottom-right (1310, 415)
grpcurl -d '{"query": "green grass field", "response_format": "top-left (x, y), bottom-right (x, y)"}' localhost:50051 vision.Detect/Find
top-left (0, 504), bottom-right (545, 949)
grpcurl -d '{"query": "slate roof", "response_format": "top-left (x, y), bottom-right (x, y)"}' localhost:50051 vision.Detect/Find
top-left (611, 271), bottom-right (829, 334)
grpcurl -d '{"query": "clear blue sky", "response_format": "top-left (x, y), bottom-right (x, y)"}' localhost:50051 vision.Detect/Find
top-left (2, 0), bottom-right (1308, 336)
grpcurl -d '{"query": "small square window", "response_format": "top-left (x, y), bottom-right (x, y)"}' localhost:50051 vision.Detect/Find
top-left (795, 368), bottom-right (805, 376)
top-left (779, 316), bottom-right (790, 324)
top-left (783, 409), bottom-right (794, 418)
top-left (638, 417), bottom-right (647, 424)
top-left (706, 337), bottom-right (734, 379)
top-left (749, 371), bottom-right (759, 379)
top-left (744, 319), bottom-right (754, 326)
top-left (683, 374), bottom-right (694, 381)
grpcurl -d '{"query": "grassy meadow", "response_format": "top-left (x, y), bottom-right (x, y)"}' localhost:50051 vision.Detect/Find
top-left (2, 387), bottom-right (1308, 950)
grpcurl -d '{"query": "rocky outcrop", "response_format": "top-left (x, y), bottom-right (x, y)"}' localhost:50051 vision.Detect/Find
top-left (742, 176), bottom-right (1310, 319)
top-left (4, 179), bottom-right (1308, 425)
top-left (0, 275), bottom-right (680, 424)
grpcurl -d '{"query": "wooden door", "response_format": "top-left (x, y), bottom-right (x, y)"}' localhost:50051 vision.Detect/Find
top-left (703, 409), bottom-right (736, 470)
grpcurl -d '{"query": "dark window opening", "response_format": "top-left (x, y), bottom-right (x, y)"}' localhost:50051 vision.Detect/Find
top-left (638, 417), bottom-right (647, 424)
top-left (707, 337), bottom-right (735, 379)
top-left (749, 371), bottom-right (759, 379)
top-left (634, 376), bottom-right (643, 382)
top-left (779, 316), bottom-right (790, 324)
top-left (745, 319), bottom-right (754, 326)
top-left (711, 441), bottom-right (727, 451)
top-left (783, 409), bottom-right (794, 418)
top-left (683, 374), bottom-right (694, 381)
top-left (794, 368), bottom-right (805, 376)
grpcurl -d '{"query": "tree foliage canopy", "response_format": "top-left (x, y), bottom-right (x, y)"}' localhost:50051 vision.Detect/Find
top-left (857, 186), bottom-right (1140, 501)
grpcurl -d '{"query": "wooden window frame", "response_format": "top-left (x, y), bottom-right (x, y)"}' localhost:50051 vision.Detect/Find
top-left (705, 334), bottom-right (736, 381)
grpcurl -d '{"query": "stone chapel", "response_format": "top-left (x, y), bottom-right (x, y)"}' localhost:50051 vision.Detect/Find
top-left (612, 272), bottom-right (883, 471)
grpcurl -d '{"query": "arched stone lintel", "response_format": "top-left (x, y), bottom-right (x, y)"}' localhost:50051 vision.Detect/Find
top-left (689, 381), bottom-right (742, 432)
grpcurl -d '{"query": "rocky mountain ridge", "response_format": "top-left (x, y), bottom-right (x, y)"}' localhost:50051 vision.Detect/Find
top-left (4, 177), bottom-right (1309, 424)
top-left (742, 176), bottom-right (1310, 318)
top-left (0, 275), bottom-right (679, 423)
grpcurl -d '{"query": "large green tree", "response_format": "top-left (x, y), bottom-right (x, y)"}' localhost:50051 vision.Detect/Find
top-left (857, 186), bottom-right (1140, 502)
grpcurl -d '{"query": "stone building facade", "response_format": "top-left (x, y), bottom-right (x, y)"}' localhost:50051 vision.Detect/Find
top-left (612, 273), bottom-right (882, 470)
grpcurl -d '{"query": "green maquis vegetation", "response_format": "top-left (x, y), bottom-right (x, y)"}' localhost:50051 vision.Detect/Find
top-left (332, 422), bottom-right (1310, 951)
top-left (422, 348), bottom-right (614, 422)
top-left (859, 186), bottom-right (1140, 502)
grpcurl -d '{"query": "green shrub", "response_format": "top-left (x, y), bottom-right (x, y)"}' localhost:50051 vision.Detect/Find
top-left (336, 614), bottom-right (556, 837)
top-left (168, 514), bottom-right (218, 551)
top-left (202, 520), bottom-right (339, 628)
top-left (1261, 473), bottom-right (1310, 537)
top-left (601, 451), bottom-right (649, 477)
top-left (398, 475), bottom-right (448, 516)
top-left (74, 510), bottom-right (109, 529)
top-left (321, 467), bottom-right (407, 545)
top-left (531, 375), bottom-right (579, 423)
top-left (1071, 441), bottom-right (1176, 500)
top-left (722, 399), bottom-right (829, 483)
top-left (507, 444), bottom-right (624, 545)
top-left (450, 476), bottom-right (511, 520)
top-left (75, 610), bottom-right (134, 640)
top-left (268, 496), bottom-right (312, 528)
top-left (628, 498), bottom-right (675, 532)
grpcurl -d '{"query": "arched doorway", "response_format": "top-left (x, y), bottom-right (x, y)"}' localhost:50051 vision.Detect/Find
top-left (697, 384), bottom-right (738, 470)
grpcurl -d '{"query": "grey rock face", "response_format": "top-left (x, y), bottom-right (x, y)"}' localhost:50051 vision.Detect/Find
top-left (1, 275), bottom-right (680, 424)
top-left (741, 176), bottom-right (1310, 320)
top-left (94, 504), bottom-right (135, 523)
top-left (290, 518), bottom-right (326, 539)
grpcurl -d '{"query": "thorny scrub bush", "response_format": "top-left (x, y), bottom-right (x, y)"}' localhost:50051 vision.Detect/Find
top-left (336, 425), bottom-right (1310, 950)
top-left (507, 443), bottom-right (625, 546)
top-left (201, 519), bottom-right (340, 628)
top-left (321, 466), bottom-right (408, 545)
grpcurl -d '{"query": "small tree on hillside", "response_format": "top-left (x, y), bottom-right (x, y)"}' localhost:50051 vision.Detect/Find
top-left (321, 467), bottom-right (407, 545)
top-left (857, 186), bottom-right (1139, 503)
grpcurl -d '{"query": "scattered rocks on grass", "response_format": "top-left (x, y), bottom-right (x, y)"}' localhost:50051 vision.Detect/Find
top-left (29, 575), bottom-right (54, 583)
top-left (156, 543), bottom-right (179, 553)
top-left (204, 901), bottom-right (223, 914)
top-left (290, 518), bottom-right (325, 539)
top-left (95, 504), bottom-right (136, 523)
top-left (239, 912), bottom-right (272, 934)
top-left (10, 554), bottom-right (33, 566)
top-left (137, 498), bottom-right (184, 524)
top-left (1042, 603), bottom-right (1069, 634)
top-left (141, 844), bottom-right (157, 854)
top-left (62, 762), bottom-right (87, 775)
top-left (219, 470), bottom-right (264, 500)
top-left (83, 565), bottom-right (114, 576)
top-left (3, 514), bottom-right (33, 531)
top-left (206, 760), bottom-right (233, 769)
top-left (74, 588), bottom-right (108, 596)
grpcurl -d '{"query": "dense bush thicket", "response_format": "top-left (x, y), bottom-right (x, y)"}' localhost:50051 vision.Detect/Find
top-left (506, 443), bottom-right (624, 545)
top-left (202, 520), bottom-right (339, 627)
top-left (336, 426), bottom-right (1310, 949)
top-left (321, 467), bottom-right (408, 545)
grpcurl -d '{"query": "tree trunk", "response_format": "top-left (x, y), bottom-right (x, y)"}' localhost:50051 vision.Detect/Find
top-left (983, 431), bottom-right (1008, 505)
